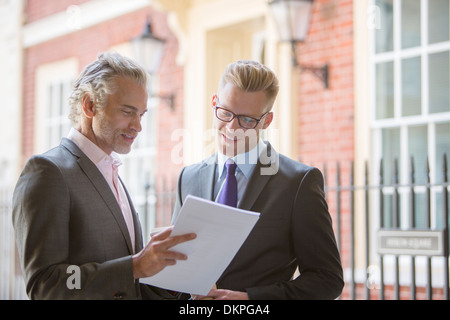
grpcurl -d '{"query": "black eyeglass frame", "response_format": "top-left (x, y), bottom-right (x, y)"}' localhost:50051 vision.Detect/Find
top-left (213, 98), bottom-right (271, 129)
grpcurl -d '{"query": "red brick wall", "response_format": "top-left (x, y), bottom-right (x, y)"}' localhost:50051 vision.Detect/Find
top-left (296, 0), bottom-right (354, 167)
top-left (151, 11), bottom-right (185, 226)
top-left (151, 14), bottom-right (185, 182)
top-left (295, 0), bottom-right (354, 295)
top-left (25, 0), bottom-right (92, 23)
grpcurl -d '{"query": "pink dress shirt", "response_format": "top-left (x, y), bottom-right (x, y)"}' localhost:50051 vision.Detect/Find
top-left (67, 128), bottom-right (136, 252)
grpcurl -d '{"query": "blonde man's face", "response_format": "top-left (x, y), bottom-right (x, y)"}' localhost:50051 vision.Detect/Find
top-left (212, 84), bottom-right (273, 157)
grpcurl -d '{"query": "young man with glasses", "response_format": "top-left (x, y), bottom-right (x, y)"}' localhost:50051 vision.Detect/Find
top-left (172, 60), bottom-right (343, 300)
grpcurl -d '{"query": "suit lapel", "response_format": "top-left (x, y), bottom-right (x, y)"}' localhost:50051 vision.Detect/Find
top-left (197, 143), bottom-right (279, 211)
top-left (238, 142), bottom-right (279, 211)
top-left (238, 164), bottom-right (272, 211)
top-left (198, 154), bottom-right (217, 201)
top-left (219, 143), bottom-right (279, 283)
top-left (61, 138), bottom-right (134, 254)
top-left (120, 177), bottom-right (144, 252)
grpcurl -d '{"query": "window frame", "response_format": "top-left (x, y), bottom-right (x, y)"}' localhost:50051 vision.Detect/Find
top-left (34, 58), bottom-right (78, 154)
top-left (370, 0), bottom-right (450, 228)
top-left (369, 0), bottom-right (450, 288)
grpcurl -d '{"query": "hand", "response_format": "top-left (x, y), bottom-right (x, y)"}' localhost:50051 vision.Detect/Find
top-left (132, 226), bottom-right (196, 279)
top-left (194, 289), bottom-right (249, 300)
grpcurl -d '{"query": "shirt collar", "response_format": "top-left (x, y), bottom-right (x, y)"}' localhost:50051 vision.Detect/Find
top-left (218, 139), bottom-right (266, 179)
top-left (67, 127), bottom-right (122, 167)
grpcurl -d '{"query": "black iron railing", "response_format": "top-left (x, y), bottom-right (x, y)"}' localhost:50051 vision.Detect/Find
top-left (324, 154), bottom-right (449, 300)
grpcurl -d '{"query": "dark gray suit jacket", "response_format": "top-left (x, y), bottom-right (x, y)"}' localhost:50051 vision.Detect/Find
top-left (12, 138), bottom-right (171, 300)
top-left (172, 142), bottom-right (344, 300)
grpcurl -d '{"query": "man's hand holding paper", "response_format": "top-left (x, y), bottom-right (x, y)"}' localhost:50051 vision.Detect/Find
top-left (132, 226), bottom-right (196, 279)
top-left (140, 195), bottom-right (260, 295)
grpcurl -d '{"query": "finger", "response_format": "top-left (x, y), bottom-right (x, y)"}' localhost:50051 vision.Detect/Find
top-left (192, 294), bottom-right (214, 300)
top-left (150, 226), bottom-right (171, 238)
top-left (162, 232), bottom-right (196, 250)
top-left (207, 289), bottom-right (228, 300)
top-left (151, 226), bottom-right (174, 241)
top-left (158, 250), bottom-right (188, 261)
top-left (192, 287), bottom-right (217, 300)
top-left (164, 259), bottom-right (177, 266)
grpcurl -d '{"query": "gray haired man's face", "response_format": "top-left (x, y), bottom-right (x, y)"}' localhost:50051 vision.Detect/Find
top-left (85, 76), bottom-right (148, 155)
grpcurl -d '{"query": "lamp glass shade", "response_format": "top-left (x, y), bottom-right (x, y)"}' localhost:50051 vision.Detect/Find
top-left (269, 0), bottom-right (313, 42)
top-left (132, 31), bottom-right (166, 75)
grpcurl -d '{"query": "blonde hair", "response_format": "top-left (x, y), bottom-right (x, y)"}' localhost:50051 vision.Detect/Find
top-left (218, 60), bottom-right (279, 111)
top-left (68, 52), bottom-right (148, 127)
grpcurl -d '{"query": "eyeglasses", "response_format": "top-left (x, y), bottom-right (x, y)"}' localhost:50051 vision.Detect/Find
top-left (214, 98), bottom-right (270, 129)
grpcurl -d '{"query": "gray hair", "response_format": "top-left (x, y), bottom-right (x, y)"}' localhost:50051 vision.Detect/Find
top-left (68, 52), bottom-right (148, 127)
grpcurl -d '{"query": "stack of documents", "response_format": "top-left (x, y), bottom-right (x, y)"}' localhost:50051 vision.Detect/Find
top-left (140, 195), bottom-right (260, 295)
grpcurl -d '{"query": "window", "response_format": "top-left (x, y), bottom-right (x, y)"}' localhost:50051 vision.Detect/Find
top-left (35, 59), bottom-right (78, 153)
top-left (372, 0), bottom-right (450, 230)
top-left (45, 79), bottom-right (73, 149)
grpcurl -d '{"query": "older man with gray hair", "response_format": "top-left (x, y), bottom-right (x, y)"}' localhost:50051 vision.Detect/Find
top-left (12, 52), bottom-right (195, 300)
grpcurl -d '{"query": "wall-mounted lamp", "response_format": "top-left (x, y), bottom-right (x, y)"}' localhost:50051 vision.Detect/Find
top-left (132, 18), bottom-right (175, 110)
top-left (268, 0), bottom-right (329, 89)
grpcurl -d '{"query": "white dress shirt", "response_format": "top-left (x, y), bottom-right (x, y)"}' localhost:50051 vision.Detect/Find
top-left (215, 139), bottom-right (267, 206)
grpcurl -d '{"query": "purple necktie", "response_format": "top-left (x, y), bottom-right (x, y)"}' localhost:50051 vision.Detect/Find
top-left (217, 160), bottom-right (237, 207)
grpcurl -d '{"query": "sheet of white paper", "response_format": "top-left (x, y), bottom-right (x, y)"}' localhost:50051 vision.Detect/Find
top-left (140, 194), bottom-right (260, 295)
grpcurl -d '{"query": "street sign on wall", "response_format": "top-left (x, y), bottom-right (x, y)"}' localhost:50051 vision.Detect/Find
top-left (377, 230), bottom-right (445, 256)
